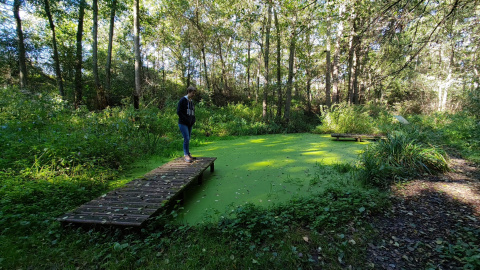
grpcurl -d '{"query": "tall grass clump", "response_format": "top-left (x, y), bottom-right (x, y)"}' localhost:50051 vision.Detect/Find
top-left (359, 132), bottom-right (449, 188)
top-left (315, 103), bottom-right (393, 135)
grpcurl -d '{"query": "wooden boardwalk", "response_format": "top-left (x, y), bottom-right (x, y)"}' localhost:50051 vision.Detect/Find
top-left (331, 133), bottom-right (386, 142)
top-left (58, 157), bottom-right (216, 227)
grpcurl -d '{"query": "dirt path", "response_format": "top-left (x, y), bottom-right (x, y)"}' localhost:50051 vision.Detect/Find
top-left (366, 158), bottom-right (480, 269)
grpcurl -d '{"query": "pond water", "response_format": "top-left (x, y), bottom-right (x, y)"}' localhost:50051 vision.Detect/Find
top-left (121, 133), bottom-right (368, 224)
top-left (174, 133), bottom-right (368, 225)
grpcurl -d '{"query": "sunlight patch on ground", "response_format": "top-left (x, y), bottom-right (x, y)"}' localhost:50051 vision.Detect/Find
top-left (433, 182), bottom-right (480, 215)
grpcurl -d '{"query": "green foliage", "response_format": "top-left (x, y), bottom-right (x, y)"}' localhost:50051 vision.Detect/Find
top-left (358, 132), bottom-right (449, 188)
top-left (195, 102), bottom-right (318, 137)
top-left (0, 89), bottom-right (177, 174)
top-left (315, 103), bottom-right (394, 135)
top-left (407, 113), bottom-right (480, 163)
top-left (464, 88), bottom-right (480, 117)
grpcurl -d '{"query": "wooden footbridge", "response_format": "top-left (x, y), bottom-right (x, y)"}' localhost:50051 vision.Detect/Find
top-left (331, 133), bottom-right (386, 142)
top-left (58, 157), bottom-right (216, 227)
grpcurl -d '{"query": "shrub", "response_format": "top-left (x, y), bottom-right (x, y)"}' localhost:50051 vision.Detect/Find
top-left (315, 103), bottom-right (391, 135)
top-left (358, 132), bottom-right (449, 188)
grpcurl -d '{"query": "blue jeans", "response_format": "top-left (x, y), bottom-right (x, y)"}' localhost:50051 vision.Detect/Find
top-left (179, 124), bottom-right (192, 156)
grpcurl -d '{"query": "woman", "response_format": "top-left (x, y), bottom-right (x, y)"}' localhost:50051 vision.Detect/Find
top-left (177, 85), bottom-right (197, 163)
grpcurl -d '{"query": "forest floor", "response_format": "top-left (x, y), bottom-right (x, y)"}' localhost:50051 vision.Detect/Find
top-left (366, 157), bottom-right (480, 269)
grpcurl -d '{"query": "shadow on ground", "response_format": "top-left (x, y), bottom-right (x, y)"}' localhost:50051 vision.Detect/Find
top-left (367, 158), bottom-right (480, 269)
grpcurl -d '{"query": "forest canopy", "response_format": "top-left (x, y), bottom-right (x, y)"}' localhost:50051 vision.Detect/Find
top-left (1, 0), bottom-right (479, 118)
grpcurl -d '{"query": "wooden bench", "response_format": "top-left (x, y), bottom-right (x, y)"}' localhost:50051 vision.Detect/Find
top-left (331, 133), bottom-right (386, 142)
top-left (58, 157), bottom-right (216, 227)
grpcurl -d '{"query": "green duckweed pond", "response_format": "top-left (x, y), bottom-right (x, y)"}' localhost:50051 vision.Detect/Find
top-left (125, 133), bottom-right (369, 225)
top-left (174, 133), bottom-right (368, 224)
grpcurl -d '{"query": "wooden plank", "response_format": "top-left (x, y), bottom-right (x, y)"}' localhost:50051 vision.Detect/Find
top-left (331, 133), bottom-right (386, 141)
top-left (58, 157), bottom-right (216, 227)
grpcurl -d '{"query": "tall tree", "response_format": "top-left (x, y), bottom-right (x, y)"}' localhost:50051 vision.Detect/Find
top-left (133, 0), bottom-right (141, 109)
top-left (105, 0), bottom-right (116, 100)
top-left (274, 6), bottom-right (282, 118)
top-left (13, 0), bottom-right (27, 89)
top-left (325, 11), bottom-right (332, 107)
top-left (284, 16), bottom-right (297, 122)
top-left (74, 0), bottom-right (86, 108)
top-left (332, 1), bottom-right (345, 104)
top-left (92, 0), bottom-right (106, 109)
top-left (43, 0), bottom-right (63, 97)
top-left (346, 2), bottom-right (357, 104)
top-left (263, 0), bottom-right (272, 121)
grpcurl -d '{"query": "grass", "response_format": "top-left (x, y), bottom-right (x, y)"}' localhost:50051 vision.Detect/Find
top-left (358, 131), bottom-right (450, 188)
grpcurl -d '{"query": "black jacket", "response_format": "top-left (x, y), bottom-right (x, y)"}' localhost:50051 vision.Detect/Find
top-left (177, 96), bottom-right (196, 127)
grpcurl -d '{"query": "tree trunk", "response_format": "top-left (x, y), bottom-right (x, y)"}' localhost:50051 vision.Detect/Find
top-left (325, 16), bottom-right (332, 107)
top-left (202, 45), bottom-right (209, 91)
top-left (263, 1), bottom-right (272, 121)
top-left (346, 9), bottom-right (357, 104)
top-left (306, 27), bottom-right (313, 113)
top-left (13, 0), bottom-right (27, 89)
top-left (105, 0), bottom-right (116, 101)
top-left (92, 0), bottom-right (106, 109)
top-left (247, 35), bottom-right (251, 98)
top-left (133, 0), bottom-right (141, 109)
top-left (74, 0), bottom-right (86, 108)
top-left (284, 24), bottom-right (297, 122)
top-left (353, 38), bottom-right (361, 104)
top-left (274, 7), bottom-right (282, 119)
top-left (44, 0), bottom-right (64, 97)
top-left (217, 39), bottom-right (228, 93)
top-left (332, 2), bottom-right (345, 104)
top-left (187, 43), bottom-right (191, 87)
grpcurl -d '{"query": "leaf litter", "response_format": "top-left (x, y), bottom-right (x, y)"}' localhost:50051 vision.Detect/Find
top-left (366, 158), bottom-right (480, 269)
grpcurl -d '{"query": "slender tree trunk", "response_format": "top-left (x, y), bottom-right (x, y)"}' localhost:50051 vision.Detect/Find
top-left (218, 39), bottom-right (228, 93)
top-left (306, 74), bottom-right (312, 113)
top-left (44, 0), bottom-right (64, 97)
top-left (274, 7), bottom-right (282, 119)
top-left (187, 43), bottom-right (191, 87)
top-left (306, 27), bottom-right (313, 113)
top-left (325, 17), bottom-right (332, 107)
top-left (92, 0), bottom-right (99, 88)
top-left (332, 3), bottom-right (345, 104)
top-left (133, 0), bottom-right (141, 109)
top-left (201, 45), bottom-right (209, 91)
top-left (263, 1), bottom-right (272, 121)
top-left (353, 39), bottom-right (361, 104)
top-left (257, 14), bottom-right (266, 104)
top-left (247, 34), bottom-right (251, 98)
top-left (74, 0), bottom-right (86, 108)
top-left (284, 22), bottom-right (297, 122)
top-left (105, 0), bottom-right (116, 102)
top-left (92, 0), bottom-right (106, 109)
top-left (346, 10), bottom-right (357, 104)
top-left (13, 0), bottom-right (27, 89)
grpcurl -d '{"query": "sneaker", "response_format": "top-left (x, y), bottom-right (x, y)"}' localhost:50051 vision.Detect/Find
top-left (188, 154), bottom-right (197, 160)
top-left (184, 156), bottom-right (193, 163)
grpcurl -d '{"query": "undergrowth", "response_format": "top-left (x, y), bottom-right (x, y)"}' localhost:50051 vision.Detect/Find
top-left (315, 102), bottom-right (395, 135)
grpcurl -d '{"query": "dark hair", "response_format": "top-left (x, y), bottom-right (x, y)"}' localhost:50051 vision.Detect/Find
top-left (187, 85), bottom-right (197, 93)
